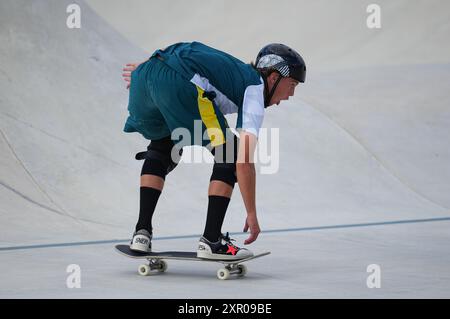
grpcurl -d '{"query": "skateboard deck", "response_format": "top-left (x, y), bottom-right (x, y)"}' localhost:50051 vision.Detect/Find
top-left (115, 244), bottom-right (270, 280)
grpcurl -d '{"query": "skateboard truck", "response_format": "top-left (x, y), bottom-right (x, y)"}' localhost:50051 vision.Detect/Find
top-left (138, 259), bottom-right (168, 276)
top-left (217, 263), bottom-right (247, 280)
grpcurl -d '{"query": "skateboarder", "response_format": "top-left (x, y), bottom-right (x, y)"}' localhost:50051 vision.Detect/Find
top-left (122, 42), bottom-right (306, 260)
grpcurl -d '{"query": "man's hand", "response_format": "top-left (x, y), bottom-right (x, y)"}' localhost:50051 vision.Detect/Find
top-left (243, 213), bottom-right (260, 245)
top-left (122, 63), bottom-right (139, 89)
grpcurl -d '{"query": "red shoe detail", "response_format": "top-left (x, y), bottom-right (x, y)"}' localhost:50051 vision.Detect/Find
top-left (226, 244), bottom-right (238, 255)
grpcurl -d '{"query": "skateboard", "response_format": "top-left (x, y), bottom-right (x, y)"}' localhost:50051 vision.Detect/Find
top-left (115, 244), bottom-right (270, 280)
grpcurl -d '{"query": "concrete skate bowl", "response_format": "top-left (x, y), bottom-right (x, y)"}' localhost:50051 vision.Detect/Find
top-left (1, 0), bottom-right (450, 298)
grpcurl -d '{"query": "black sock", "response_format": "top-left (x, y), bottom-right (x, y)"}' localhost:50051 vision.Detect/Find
top-left (202, 195), bottom-right (230, 242)
top-left (135, 187), bottom-right (162, 234)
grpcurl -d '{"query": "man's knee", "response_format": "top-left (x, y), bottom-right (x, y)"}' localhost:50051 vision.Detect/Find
top-left (210, 134), bottom-right (238, 188)
top-left (137, 136), bottom-right (183, 179)
top-left (210, 162), bottom-right (237, 187)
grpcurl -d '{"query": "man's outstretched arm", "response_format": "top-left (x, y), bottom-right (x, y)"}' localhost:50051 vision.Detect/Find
top-left (236, 131), bottom-right (261, 245)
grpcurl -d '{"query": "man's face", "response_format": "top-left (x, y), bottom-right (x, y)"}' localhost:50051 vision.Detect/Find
top-left (267, 73), bottom-right (299, 106)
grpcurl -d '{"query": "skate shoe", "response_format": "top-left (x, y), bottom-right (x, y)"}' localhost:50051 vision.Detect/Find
top-left (130, 229), bottom-right (152, 253)
top-left (197, 232), bottom-right (253, 260)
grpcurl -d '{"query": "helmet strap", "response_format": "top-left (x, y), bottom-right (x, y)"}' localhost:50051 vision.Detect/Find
top-left (263, 73), bottom-right (282, 108)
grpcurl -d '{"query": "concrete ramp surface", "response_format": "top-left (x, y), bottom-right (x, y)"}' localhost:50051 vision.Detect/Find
top-left (1, 0), bottom-right (449, 298)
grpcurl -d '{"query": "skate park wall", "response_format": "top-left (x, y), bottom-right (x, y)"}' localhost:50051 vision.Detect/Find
top-left (1, 0), bottom-right (449, 250)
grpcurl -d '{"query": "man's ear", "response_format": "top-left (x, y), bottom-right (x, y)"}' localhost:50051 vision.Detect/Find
top-left (267, 71), bottom-right (280, 85)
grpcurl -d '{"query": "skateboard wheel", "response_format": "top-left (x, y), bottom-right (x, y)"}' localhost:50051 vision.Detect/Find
top-left (217, 268), bottom-right (230, 280)
top-left (158, 260), bottom-right (168, 272)
top-left (237, 264), bottom-right (247, 277)
top-left (138, 264), bottom-right (151, 276)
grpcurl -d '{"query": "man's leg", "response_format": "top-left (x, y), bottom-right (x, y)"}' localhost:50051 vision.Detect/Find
top-left (135, 169), bottom-right (165, 235)
top-left (134, 136), bottom-right (180, 239)
top-left (202, 135), bottom-right (238, 242)
top-left (198, 135), bottom-right (253, 259)
top-left (202, 180), bottom-right (234, 242)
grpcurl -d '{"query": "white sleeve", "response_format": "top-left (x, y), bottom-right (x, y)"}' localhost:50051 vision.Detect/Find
top-left (238, 83), bottom-right (265, 138)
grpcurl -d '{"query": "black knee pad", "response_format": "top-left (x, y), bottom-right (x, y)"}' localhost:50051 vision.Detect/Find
top-left (210, 133), bottom-right (238, 187)
top-left (136, 136), bottom-right (183, 179)
top-left (210, 162), bottom-right (237, 187)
